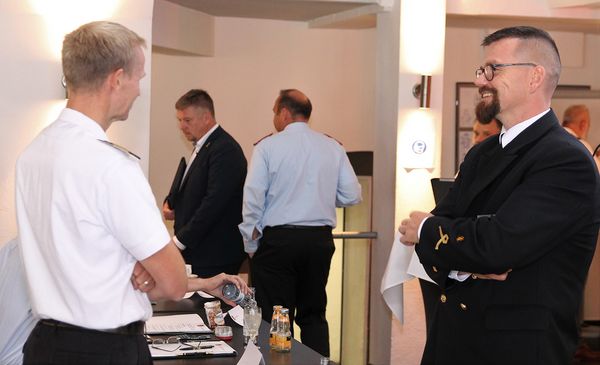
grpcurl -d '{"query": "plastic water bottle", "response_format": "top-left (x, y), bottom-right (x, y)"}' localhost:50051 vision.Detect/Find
top-left (222, 284), bottom-right (255, 308)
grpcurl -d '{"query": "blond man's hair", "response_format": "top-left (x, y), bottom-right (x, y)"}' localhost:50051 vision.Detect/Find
top-left (62, 21), bottom-right (146, 92)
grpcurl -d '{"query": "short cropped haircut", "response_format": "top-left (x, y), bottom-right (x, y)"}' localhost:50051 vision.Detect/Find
top-left (482, 26), bottom-right (561, 91)
top-left (277, 89), bottom-right (312, 120)
top-left (62, 21), bottom-right (146, 92)
top-left (175, 89), bottom-right (215, 118)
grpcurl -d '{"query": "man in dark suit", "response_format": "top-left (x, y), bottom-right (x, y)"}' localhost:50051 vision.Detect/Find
top-left (399, 26), bottom-right (599, 365)
top-left (163, 89), bottom-right (247, 278)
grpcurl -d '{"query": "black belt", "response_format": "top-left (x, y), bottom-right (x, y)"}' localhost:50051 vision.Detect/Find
top-left (40, 319), bottom-right (145, 335)
top-left (267, 224), bottom-right (332, 231)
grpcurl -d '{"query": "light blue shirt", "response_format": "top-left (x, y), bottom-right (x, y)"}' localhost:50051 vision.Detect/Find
top-left (239, 122), bottom-right (362, 253)
top-left (0, 238), bottom-right (36, 365)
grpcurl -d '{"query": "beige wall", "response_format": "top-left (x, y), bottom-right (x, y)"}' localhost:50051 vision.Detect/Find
top-left (0, 0), bottom-right (154, 245)
top-left (149, 15), bottom-right (376, 209)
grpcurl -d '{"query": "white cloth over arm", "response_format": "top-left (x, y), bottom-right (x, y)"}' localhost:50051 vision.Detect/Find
top-left (380, 231), bottom-right (434, 320)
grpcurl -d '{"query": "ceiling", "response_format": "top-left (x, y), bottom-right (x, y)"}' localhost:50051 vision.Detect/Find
top-left (163, 0), bottom-right (600, 31)
top-left (164, 0), bottom-right (375, 22)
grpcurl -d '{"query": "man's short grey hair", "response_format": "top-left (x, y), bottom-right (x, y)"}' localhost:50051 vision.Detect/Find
top-left (482, 26), bottom-right (561, 94)
top-left (62, 21), bottom-right (146, 92)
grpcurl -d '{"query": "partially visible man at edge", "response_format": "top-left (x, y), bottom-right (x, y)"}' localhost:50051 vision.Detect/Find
top-left (563, 104), bottom-right (600, 171)
top-left (398, 26), bottom-right (599, 365)
top-left (472, 118), bottom-right (502, 145)
top-left (16, 21), bottom-right (246, 364)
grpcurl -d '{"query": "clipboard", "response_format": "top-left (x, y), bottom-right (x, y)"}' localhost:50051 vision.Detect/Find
top-left (149, 340), bottom-right (236, 359)
top-left (166, 157), bottom-right (186, 209)
top-left (430, 178), bottom-right (454, 204)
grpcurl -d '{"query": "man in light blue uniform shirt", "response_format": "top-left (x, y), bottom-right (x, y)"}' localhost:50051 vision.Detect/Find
top-left (239, 89), bottom-right (362, 356)
top-left (0, 238), bottom-right (35, 365)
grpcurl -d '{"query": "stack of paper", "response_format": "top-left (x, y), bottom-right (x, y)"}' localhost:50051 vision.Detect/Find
top-left (145, 313), bottom-right (211, 334)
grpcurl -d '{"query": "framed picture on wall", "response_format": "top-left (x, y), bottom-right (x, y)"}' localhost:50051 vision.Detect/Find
top-left (455, 82), bottom-right (479, 172)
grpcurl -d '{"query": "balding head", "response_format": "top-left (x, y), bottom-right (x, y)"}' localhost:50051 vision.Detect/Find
top-left (276, 89), bottom-right (312, 120)
top-left (563, 104), bottom-right (591, 139)
top-left (272, 89), bottom-right (313, 132)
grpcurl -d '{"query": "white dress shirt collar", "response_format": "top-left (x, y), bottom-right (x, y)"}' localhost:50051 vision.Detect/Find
top-left (500, 109), bottom-right (550, 148)
top-left (194, 124), bottom-right (219, 151)
top-left (61, 108), bottom-right (108, 140)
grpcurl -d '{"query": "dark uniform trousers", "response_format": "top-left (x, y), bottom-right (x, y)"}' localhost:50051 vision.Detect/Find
top-left (23, 320), bottom-right (150, 365)
top-left (250, 225), bottom-right (335, 357)
top-left (419, 278), bottom-right (441, 338)
top-left (193, 261), bottom-right (243, 279)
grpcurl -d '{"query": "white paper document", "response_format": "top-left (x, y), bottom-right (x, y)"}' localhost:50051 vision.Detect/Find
top-left (228, 305), bottom-right (244, 326)
top-left (149, 340), bottom-right (236, 358)
top-left (236, 341), bottom-right (265, 365)
top-left (145, 313), bottom-right (211, 334)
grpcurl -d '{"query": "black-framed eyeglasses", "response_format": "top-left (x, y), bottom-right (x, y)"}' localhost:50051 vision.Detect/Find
top-left (150, 336), bottom-right (182, 352)
top-left (475, 63), bottom-right (537, 81)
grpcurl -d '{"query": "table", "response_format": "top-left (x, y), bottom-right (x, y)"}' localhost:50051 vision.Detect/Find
top-left (151, 294), bottom-right (326, 364)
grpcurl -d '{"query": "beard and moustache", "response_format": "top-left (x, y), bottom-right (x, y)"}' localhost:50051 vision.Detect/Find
top-left (475, 87), bottom-right (500, 125)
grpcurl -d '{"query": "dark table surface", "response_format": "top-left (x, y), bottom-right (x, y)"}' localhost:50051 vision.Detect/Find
top-left (151, 294), bottom-right (326, 365)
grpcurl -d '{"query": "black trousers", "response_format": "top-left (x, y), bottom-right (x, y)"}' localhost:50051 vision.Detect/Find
top-left (192, 261), bottom-right (242, 279)
top-left (23, 320), bottom-right (151, 365)
top-left (419, 278), bottom-right (441, 339)
top-left (251, 226), bottom-right (335, 357)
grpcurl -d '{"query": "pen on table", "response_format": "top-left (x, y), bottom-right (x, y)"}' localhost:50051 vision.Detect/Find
top-left (178, 351), bottom-right (208, 356)
top-left (180, 343), bottom-right (214, 350)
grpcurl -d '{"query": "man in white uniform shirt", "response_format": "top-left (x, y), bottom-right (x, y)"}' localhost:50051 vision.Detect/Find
top-left (15, 21), bottom-right (188, 364)
top-left (239, 89), bottom-right (362, 356)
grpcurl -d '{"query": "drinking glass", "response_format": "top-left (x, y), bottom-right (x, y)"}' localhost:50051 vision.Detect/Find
top-left (243, 306), bottom-right (262, 345)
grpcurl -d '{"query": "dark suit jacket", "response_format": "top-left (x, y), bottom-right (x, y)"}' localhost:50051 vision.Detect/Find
top-left (416, 110), bottom-right (600, 365)
top-left (166, 126), bottom-right (247, 273)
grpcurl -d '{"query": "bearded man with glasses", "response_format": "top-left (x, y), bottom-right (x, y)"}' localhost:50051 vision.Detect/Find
top-left (398, 26), bottom-right (599, 365)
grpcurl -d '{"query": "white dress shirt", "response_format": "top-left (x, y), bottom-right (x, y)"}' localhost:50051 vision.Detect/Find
top-left (16, 108), bottom-right (170, 329)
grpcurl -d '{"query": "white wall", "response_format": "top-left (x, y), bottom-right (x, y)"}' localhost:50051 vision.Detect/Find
top-left (149, 15), bottom-right (376, 207)
top-left (0, 0), bottom-right (154, 245)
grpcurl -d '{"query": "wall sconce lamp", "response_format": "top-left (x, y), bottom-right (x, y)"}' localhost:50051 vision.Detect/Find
top-left (412, 75), bottom-right (431, 108)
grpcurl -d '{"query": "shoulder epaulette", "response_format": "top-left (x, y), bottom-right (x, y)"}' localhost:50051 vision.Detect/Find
top-left (254, 133), bottom-right (273, 146)
top-left (97, 139), bottom-right (140, 160)
top-left (324, 133), bottom-right (343, 146)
